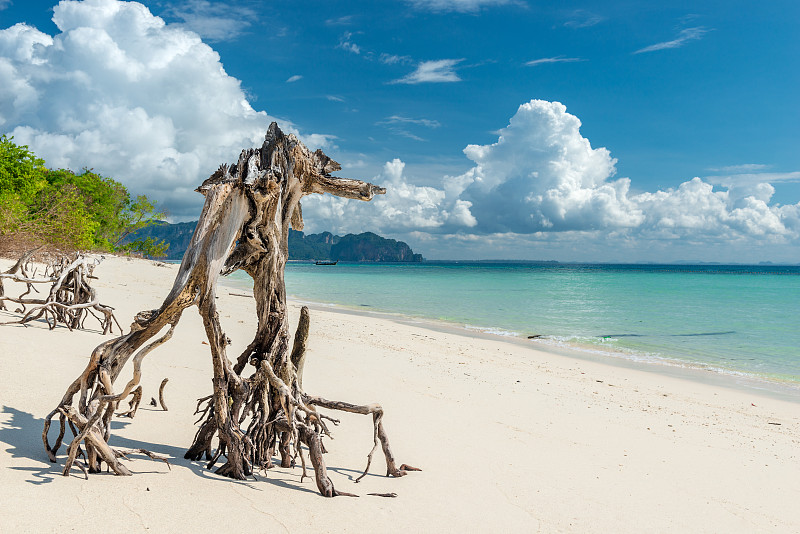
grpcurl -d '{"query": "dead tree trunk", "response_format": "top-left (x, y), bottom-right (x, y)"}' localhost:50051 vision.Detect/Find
top-left (43, 122), bottom-right (417, 496)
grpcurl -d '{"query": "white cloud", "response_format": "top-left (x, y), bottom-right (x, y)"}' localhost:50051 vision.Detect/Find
top-left (633, 179), bottom-right (791, 241)
top-left (0, 0), bottom-right (326, 218)
top-left (453, 100), bottom-right (642, 233)
top-left (448, 101), bottom-right (799, 243)
top-left (707, 164), bottom-right (770, 173)
top-left (564, 10), bottom-right (605, 29)
top-left (705, 171), bottom-right (800, 187)
top-left (337, 31), bottom-right (360, 54)
top-left (634, 27), bottom-right (710, 54)
top-left (162, 0), bottom-right (257, 42)
top-left (325, 15), bottom-right (353, 26)
top-left (286, 74), bottom-right (302, 83)
top-left (525, 56), bottom-right (584, 67)
top-left (303, 158), bottom-right (473, 234)
top-left (392, 59), bottom-right (463, 84)
top-left (405, 0), bottom-right (518, 13)
top-left (379, 53), bottom-right (412, 65)
top-left (303, 99), bottom-right (800, 253)
top-left (0, 0), bottom-right (11, 11)
top-left (376, 116), bottom-right (442, 142)
top-left (380, 116), bottom-right (441, 128)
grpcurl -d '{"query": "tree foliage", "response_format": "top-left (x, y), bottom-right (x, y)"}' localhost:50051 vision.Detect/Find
top-left (0, 135), bottom-right (168, 256)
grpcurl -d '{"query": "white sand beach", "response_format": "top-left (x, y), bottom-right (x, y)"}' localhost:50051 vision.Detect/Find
top-left (1, 255), bottom-right (799, 533)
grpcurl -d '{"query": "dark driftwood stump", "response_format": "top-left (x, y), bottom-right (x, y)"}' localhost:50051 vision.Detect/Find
top-left (42, 123), bottom-right (417, 496)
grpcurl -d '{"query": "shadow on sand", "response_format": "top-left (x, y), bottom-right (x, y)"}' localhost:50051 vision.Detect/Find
top-left (0, 405), bottom-right (318, 495)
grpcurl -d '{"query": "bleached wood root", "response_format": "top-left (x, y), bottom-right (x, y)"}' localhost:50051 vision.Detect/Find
top-left (158, 378), bottom-right (169, 411)
top-left (42, 122), bottom-right (414, 497)
top-left (1, 252), bottom-right (120, 334)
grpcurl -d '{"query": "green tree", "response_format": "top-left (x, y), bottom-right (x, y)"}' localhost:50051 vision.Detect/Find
top-left (26, 184), bottom-right (99, 250)
top-left (0, 135), bottom-right (168, 255)
top-left (118, 236), bottom-right (169, 258)
top-left (0, 134), bottom-right (48, 204)
top-left (0, 135), bottom-right (48, 236)
top-left (43, 168), bottom-right (129, 249)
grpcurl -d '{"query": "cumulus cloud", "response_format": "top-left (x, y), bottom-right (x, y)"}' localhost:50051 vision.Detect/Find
top-left (304, 99), bottom-right (800, 248)
top-left (405, 0), bottom-right (518, 12)
top-left (286, 74), bottom-right (302, 83)
top-left (392, 59), bottom-right (463, 84)
top-left (0, 0), bottom-right (326, 219)
top-left (303, 158), bottom-right (474, 235)
top-left (634, 27), bottom-right (710, 54)
top-left (449, 101), bottom-right (799, 242)
top-left (452, 100), bottom-right (642, 233)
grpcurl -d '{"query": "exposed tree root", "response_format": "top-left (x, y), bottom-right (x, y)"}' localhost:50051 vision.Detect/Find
top-left (41, 123), bottom-right (416, 496)
top-left (1, 252), bottom-right (121, 334)
top-left (158, 378), bottom-right (169, 410)
top-left (117, 386), bottom-right (143, 418)
top-left (0, 245), bottom-right (43, 311)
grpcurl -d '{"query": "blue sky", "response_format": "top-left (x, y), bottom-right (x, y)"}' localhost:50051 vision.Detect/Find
top-left (1, 0), bottom-right (799, 262)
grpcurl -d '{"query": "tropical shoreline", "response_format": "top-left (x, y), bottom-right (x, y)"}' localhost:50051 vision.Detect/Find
top-left (2, 255), bottom-right (799, 532)
top-left (275, 290), bottom-right (800, 405)
top-left (255, 261), bottom-right (800, 390)
top-left (217, 266), bottom-right (800, 404)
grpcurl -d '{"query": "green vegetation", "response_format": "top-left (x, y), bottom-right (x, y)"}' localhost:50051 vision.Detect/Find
top-left (330, 231), bottom-right (423, 262)
top-left (119, 220), bottom-right (198, 260)
top-left (0, 135), bottom-right (167, 256)
top-left (288, 230), bottom-right (340, 260)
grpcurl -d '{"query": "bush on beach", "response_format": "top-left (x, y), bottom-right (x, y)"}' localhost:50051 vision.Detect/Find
top-left (0, 135), bottom-right (168, 259)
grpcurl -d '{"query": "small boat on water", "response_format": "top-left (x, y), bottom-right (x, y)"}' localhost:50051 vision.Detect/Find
top-left (314, 260), bottom-right (338, 265)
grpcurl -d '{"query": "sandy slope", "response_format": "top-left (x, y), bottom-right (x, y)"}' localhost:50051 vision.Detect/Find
top-left (1, 255), bottom-right (798, 533)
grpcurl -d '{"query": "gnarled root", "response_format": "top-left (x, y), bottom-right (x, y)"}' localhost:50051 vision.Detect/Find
top-left (304, 396), bottom-right (421, 481)
top-left (117, 386), bottom-right (143, 418)
top-left (1, 252), bottom-right (121, 334)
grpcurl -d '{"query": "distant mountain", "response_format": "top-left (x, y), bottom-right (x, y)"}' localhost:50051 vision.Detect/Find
top-left (125, 222), bottom-right (424, 262)
top-left (330, 232), bottom-right (423, 262)
top-left (121, 221), bottom-right (197, 261)
top-left (288, 230), bottom-right (340, 260)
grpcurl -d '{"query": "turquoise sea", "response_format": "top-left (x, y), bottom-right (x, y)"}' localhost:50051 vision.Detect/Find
top-left (224, 262), bottom-right (800, 391)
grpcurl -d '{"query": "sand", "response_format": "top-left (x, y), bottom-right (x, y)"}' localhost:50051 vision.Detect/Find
top-left (1, 255), bottom-right (799, 533)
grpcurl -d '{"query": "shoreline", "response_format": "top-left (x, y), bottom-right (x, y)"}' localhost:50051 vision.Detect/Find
top-left (2, 255), bottom-right (800, 532)
top-left (255, 285), bottom-right (800, 405)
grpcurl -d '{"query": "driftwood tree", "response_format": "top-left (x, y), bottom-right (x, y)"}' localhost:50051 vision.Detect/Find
top-left (1, 248), bottom-right (120, 334)
top-left (43, 123), bottom-right (417, 496)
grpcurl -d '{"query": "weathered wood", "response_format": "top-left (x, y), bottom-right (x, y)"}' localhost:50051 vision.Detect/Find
top-left (1, 252), bottom-right (120, 333)
top-left (0, 245), bottom-right (43, 311)
top-left (43, 122), bottom-right (415, 496)
top-left (290, 306), bottom-right (310, 389)
top-left (117, 386), bottom-right (143, 418)
top-left (158, 378), bottom-right (169, 410)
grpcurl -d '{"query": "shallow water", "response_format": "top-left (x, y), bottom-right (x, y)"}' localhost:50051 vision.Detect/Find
top-left (223, 261), bottom-right (800, 387)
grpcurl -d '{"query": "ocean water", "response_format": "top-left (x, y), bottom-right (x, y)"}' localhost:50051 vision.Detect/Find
top-left (224, 262), bottom-right (800, 389)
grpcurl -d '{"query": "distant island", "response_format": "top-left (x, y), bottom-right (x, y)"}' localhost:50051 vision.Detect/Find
top-left (125, 221), bottom-right (424, 262)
